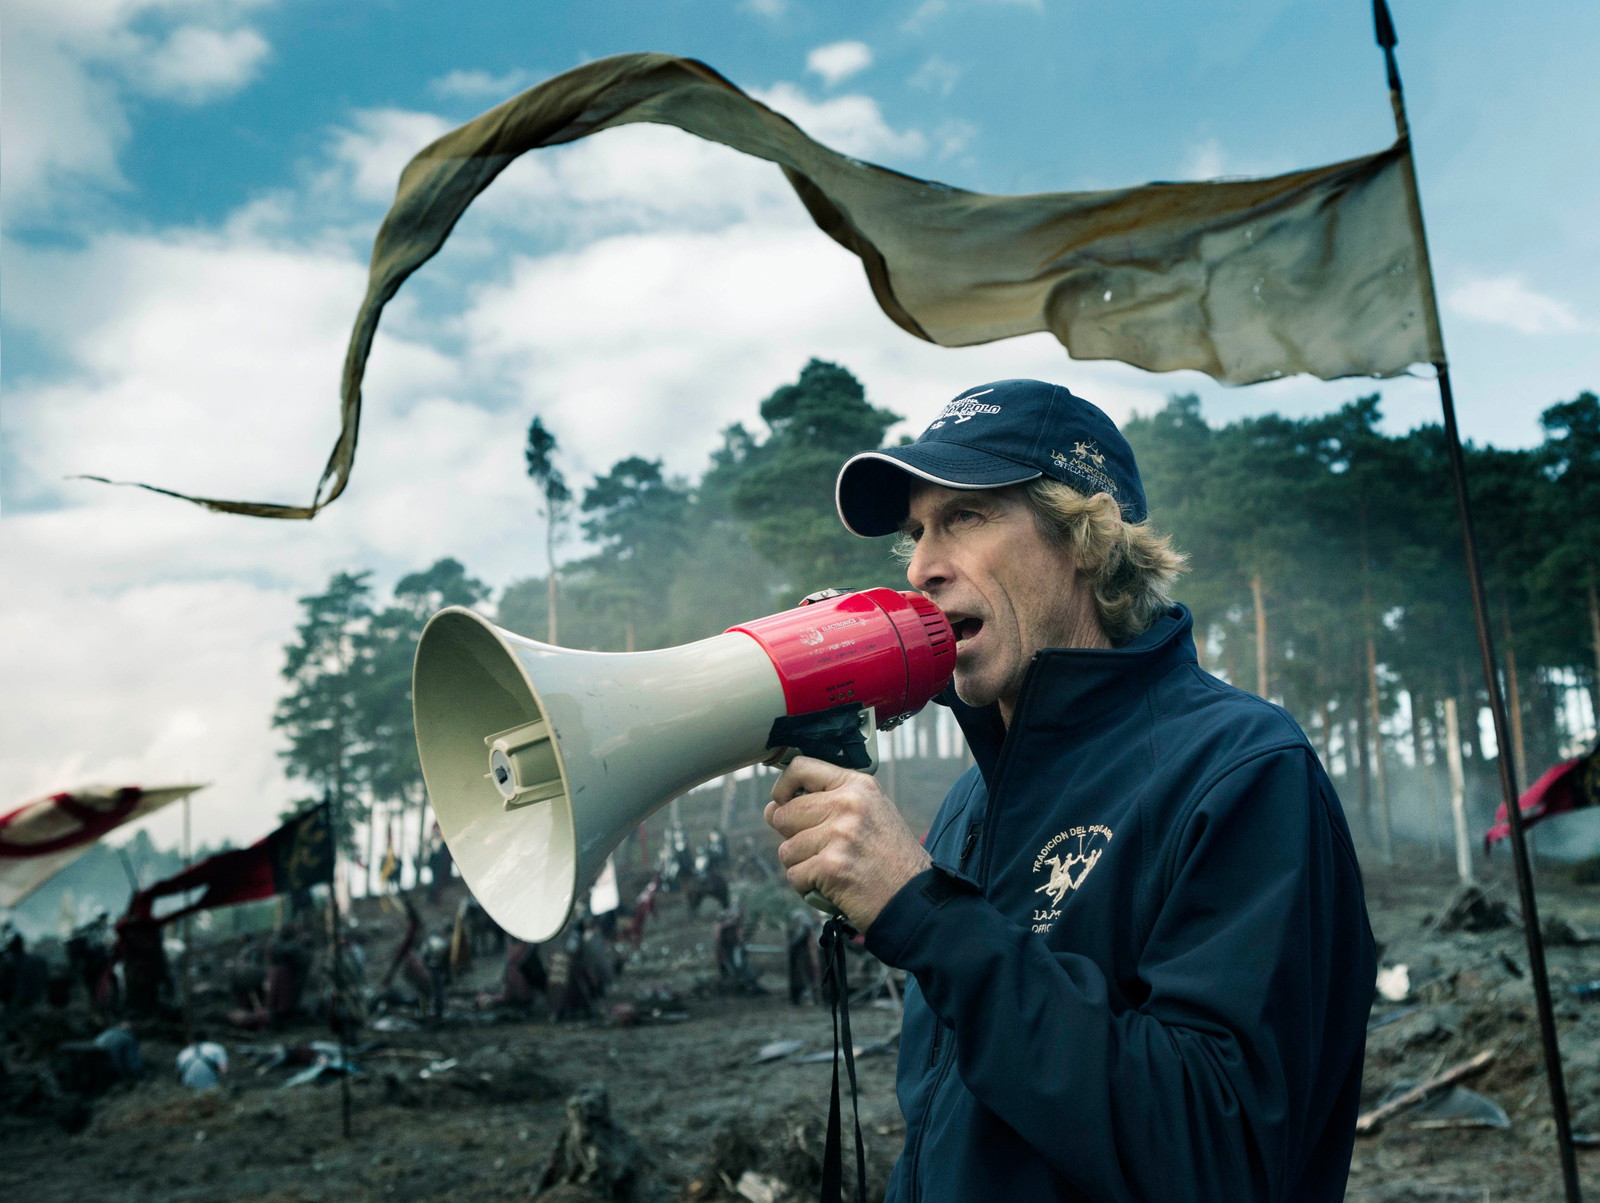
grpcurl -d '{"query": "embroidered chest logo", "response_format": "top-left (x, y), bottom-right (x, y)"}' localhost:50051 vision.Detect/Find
top-left (926, 388), bottom-right (1000, 430)
top-left (1029, 824), bottom-right (1113, 933)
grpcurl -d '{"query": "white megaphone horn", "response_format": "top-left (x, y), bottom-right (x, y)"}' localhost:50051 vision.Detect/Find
top-left (413, 587), bottom-right (955, 942)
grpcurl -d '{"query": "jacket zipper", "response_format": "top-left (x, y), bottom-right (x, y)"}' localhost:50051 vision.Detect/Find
top-left (911, 1024), bottom-right (959, 1198)
top-left (977, 654), bottom-right (1042, 889)
top-left (929, 820), bottom-right (981, 1072)
top-left (958, 822), bottom-right (981, 871)
top-left (910, 683), bottom-right (1041, 1200)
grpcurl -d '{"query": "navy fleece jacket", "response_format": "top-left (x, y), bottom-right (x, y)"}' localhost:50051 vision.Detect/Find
top-left (863, 605), bottom-right (1375, 1202)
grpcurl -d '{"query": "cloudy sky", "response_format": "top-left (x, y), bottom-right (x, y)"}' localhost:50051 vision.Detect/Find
top-left (3, 0), bottom-right (1596, 855)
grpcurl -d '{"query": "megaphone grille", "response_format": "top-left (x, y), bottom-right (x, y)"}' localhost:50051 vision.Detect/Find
top-left (413, 612), bottom-right (578, 940)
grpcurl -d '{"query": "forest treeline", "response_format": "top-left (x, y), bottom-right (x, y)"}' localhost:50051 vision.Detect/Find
top-left (274, 360), bottom-right (1599, 868)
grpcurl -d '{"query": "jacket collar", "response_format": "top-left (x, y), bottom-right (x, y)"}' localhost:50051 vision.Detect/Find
top-left (941, 604), bottom-right (1197, 783)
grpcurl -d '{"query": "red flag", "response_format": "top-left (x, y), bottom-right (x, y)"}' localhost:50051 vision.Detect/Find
top-left (122, 803), bottom-right (333, 927)
top-left (1486, 745), bottom-right (1600, 849)
top-left (0, 783), bottom-right (204, 908)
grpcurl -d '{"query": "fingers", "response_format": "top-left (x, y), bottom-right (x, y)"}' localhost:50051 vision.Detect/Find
top-left (759, 757), bottom-right (929, 931)
top-left (770, 755), bottom-right (859, 806)
top-left (764, 790), bottom-right (846, 840)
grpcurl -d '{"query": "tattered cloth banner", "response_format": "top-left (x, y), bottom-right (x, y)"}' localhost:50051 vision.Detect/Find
top-left (1486, 744), bottom-right (1600, 849)
top-left (0, 783), bottom-right (205, 909)
top-left (85, 52), bottom-right (1441, 519)
top-left (122, 802), bottom-right (334, 926)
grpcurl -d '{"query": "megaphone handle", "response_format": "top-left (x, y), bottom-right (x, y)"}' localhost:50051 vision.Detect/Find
top-left (765, 703), bottom-right (878, 774)
top-left (804, 889), bottom-right (843, 917)
top-left (766, 705), bottom-right (879, 918)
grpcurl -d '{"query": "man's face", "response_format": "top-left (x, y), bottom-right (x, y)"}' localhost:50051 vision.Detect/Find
top-left (902, 482), bottom-right (1105, 723)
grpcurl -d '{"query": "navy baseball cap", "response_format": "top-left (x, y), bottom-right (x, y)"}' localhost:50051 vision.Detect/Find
top-left (835, 379), bottom-right (1148, 537)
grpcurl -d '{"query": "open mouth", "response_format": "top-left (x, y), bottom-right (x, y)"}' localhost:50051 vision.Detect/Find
top-left (952, 617), bottom-right (984, 645)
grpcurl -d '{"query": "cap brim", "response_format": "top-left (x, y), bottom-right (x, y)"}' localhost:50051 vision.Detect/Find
top-left (835, 446), bottom-right (1040, 537)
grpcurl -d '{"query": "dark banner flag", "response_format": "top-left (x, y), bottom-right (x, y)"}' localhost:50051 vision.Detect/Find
top-left (85, 51), bottom-right (1438, 520)
top-left (124, 803), bottom-right (334, 927)
top-left (1486, 745), bottom-right (1600, 850)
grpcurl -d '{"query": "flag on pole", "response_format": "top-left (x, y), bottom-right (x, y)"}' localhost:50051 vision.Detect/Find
top-left (1486, 745), bottom-right (1600, 850)
top-left (86, 51), bottom-right (1442, 520)
top-left (123, 802), bottom-right (334, 926)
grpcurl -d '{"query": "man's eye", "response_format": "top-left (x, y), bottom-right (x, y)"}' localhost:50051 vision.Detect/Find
top-left (952, 510), bottom-right (981, 525)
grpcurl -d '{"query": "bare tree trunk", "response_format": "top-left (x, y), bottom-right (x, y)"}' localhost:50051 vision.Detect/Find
top-left (1350, 710), bottom-right (1371, 840)
top-left (1588, 579), bottom-right (1600, 718)
top-left (1502, 594), bottom-right (1527, 784)
top-left (1366, 636), bottom-right (1392, 863)
top-left (545, 504), bottom-right (560, 645)
top-left (365, 797), bottom-right (378, 898)
top-left (1411, 691), bottom-right (1441, 860)
top-left (1251, 572), bottom-right (1269, 699)
top-left (546, 567), bottom-right (559, 645)
top-left (1443, 698), bottom-right (1473, 885)
top-left (414, 781), bottom-right (429, 893)
top-left (1455, 659), bottom-right (1482, 764)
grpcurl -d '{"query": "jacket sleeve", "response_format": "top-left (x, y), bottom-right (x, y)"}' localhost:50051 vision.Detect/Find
top-left (863, 746), bottom-right (1374, 1203)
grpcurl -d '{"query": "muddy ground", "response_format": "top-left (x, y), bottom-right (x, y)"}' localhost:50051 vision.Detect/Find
top-left (8, 849), bottom-right (1600, 1202)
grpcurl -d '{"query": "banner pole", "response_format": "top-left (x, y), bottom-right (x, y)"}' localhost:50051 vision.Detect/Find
top-left (1373, 4), bottom-right (1579, 1196)
top-left (329, 841), bottom-right (352, 1139)
top-left (182, 790), bottom-right (194, 1046)
top-left (333, 707), bottom-right (353, 1139)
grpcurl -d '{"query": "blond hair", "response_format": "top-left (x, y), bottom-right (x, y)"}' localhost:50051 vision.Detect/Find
top-left (1019, 478), bottom-right (1187, 642)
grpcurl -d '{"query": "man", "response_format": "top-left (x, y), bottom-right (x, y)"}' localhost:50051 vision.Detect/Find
top-left (765, 379), bottom-right (1375, 1202)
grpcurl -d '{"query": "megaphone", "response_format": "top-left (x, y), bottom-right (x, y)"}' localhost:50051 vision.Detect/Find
top-left (413, 587), bottom-right (954, 942)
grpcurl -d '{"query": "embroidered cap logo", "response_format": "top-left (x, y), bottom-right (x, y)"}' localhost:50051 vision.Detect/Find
top-left (927, 388), bottom-right (1001, 430)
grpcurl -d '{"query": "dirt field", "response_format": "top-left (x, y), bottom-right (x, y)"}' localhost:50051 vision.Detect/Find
top-left (8, 848), bottom-right (1600, 1202)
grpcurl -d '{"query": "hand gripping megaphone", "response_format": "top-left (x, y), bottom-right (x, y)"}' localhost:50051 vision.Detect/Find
top-left (412, 587), bottom-right (955, 942)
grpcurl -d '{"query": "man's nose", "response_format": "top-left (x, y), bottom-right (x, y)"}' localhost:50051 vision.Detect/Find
top-left (906, 539), bottom-right (945, 593)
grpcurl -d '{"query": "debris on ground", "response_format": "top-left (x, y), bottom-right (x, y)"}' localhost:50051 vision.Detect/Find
top-left (1357, 1048), bottom-right (1497, 1133)
top-left (751, 1039), bottom-right (804, 1064)
top-left (1433, 885), bottom-right (1516, 933)
top-left (1376, 964), bottom-right (1411, 1002)
top-left (536, 1081), bottom-right (655, 1202)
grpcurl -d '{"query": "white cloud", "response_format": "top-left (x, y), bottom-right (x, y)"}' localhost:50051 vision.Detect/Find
top-left (908, 55), bottom-right (963, 97)
top-left (1183, 138), bottom-right (1227, 182)
top-left (933, 119), bottom-right (979, 160)
top-left (460, 122), bottom-right (801, 239)
top-left (0, 0), bottom-right (277, 216)
top-left (429, 68), bottom-right (542, 101)
top-left (1447, 275), bottom-right (1585, 336)
top-left (902, 0), bottom-right (949, 32)
top-left (753, 84), bottom-right (926, 161)
top-left (321, 108), bottom-right (456, 205)
top-left (807, 41), bottom-right (873, 88)
top-left (1177, 137), bottom-right (1290, 183)
top-left (904, 0), bottom-right (1038, 32)
top-left (138, 25), bottom-right (270, 103)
